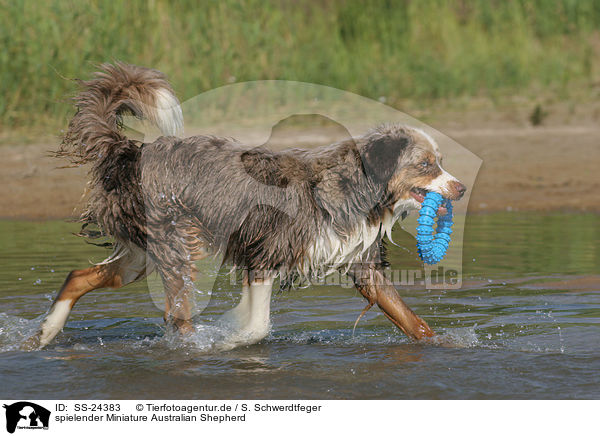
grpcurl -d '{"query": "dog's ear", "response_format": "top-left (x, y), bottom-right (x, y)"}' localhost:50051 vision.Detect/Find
top-left (361, 135), bottom-right (408, 184)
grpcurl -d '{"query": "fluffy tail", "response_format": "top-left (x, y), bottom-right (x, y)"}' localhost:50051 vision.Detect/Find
top-left (58, 62), bottom-right (183, 164)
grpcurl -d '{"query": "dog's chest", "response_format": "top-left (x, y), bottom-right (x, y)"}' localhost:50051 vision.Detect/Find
top-left (306, 220), bottom-right (381, 274)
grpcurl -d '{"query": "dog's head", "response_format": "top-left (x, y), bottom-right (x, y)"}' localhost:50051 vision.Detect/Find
top-left (360, 125), bottom-right (466, 214)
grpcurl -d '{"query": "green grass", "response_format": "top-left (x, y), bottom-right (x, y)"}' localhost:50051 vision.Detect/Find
top-left (2, 0), bottom-right (600, 132)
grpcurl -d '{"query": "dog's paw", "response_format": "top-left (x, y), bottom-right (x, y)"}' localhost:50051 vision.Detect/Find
top-left (411, 315), bottom-right (435, 339)
top-left (20, 332), bottom-right (42, 351)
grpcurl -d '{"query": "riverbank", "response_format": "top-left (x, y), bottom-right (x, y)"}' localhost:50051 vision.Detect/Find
top-left (1, 111), bottom-right (599, 219)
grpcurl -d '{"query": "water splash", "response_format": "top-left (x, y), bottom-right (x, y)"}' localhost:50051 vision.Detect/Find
top-left (160, 321), bottom-right (263, 352)
top-left (0, 313), bottom-right (42, 352)
top-left (430, 326), bottom-right (481, 348)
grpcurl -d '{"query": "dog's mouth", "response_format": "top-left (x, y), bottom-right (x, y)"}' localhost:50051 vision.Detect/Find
top-left (409, 187), bottom-right (448, 216)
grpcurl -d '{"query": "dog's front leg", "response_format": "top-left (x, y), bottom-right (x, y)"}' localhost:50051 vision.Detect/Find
top-left (218, 271), bottom-right (273, 350)
top-left (349, 264), bottom-right (435, 340)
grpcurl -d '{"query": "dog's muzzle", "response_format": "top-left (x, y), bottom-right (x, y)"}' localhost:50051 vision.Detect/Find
top-left (448, 180), bottom-right (467, 201)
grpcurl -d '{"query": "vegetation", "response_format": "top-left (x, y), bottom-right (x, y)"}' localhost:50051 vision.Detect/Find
top-left (2, 0), bottom-right (600, 132)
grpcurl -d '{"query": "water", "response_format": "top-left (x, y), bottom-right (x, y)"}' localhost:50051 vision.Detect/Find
top-left (0, 214), bottom-right (598, 399)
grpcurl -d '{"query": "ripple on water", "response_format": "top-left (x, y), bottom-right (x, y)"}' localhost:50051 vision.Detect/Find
top-left (0, 215), bottom-right (598, 399)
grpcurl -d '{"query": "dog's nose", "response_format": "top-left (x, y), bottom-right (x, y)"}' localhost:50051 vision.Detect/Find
top-left (450, 180), bottom-right (467, 200)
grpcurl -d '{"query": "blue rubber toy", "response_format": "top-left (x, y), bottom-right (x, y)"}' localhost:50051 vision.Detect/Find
top-left (415, 192), bottom-right (453, 265)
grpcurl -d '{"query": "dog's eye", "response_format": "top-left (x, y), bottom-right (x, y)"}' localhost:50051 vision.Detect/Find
top-left (420, 161), bottom-right (429, 168)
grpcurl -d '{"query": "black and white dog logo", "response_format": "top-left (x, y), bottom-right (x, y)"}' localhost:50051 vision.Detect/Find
top-left (3, 402), bottom-right (50, 433)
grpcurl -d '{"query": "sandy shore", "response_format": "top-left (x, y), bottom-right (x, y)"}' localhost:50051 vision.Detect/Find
top-left (1, 118), bottom-right (599, 220)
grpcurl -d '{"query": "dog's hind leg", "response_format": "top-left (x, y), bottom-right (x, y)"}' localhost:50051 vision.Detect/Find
top-left (22, 247), bottom-right (148, 350)
top-left (161, 274), bottom-right (195, 334)
top-left (218, 271), bottom-right (273, 350)
top-left (22, 265), bottom-right (122, 350)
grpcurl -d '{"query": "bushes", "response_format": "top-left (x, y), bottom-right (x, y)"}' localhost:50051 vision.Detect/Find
top-left (2, 0), bottom-right (599, 130)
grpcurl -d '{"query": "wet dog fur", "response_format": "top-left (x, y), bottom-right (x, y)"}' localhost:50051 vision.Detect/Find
top-left (24, 62), bottom-right (466, 350)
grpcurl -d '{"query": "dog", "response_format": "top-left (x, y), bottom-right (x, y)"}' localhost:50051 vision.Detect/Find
top-left (23, 62), bottom-right (466, 350)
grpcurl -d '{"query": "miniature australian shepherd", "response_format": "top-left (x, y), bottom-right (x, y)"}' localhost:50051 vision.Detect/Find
top-left (24, 63), bottom-right (465, 350)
